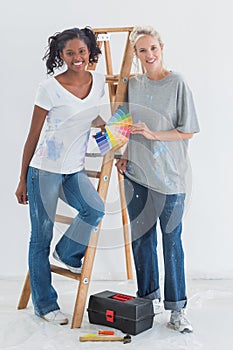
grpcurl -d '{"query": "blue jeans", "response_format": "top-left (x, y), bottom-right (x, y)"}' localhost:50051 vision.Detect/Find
top-left (124, 175), bottom-right (187, 311)
top-left (27, 166), bottom-right (105, 316)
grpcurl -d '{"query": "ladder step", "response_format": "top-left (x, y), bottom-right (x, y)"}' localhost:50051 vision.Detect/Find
top-left (86, 152), bottom-right (102, 158)
top-left (86, 152), bottom-right (122, 159)
top-left (106, 74), bottom-right (119, 83)
top-left (94, 27), bottom-right (133, 33)
top-left (86, 170), bottom-right (101, 178)
top-left (50, 264), bottom-right (81, 280)
top-left (106, 74), bottom-right (134, 83)
top-left (55, 214), bottom-right (74, 225)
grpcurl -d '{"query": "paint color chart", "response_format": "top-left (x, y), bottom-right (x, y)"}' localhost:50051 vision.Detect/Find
top-left (94, 105), bottom-right (132, 155)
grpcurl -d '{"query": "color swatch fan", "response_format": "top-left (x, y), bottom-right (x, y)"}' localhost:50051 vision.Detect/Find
top-left (94, 105), bottom-right (132, 155)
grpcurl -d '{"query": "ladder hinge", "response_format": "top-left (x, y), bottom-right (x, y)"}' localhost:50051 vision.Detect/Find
top-left (97, 33), bottom-right (110, 41)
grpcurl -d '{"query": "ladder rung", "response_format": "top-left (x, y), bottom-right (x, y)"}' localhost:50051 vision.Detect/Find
top-left (50, 264), bottom-right (81, 280)
top-left (94, 27), bottom-right (133, 33)
top-left (114, 153), bottom-right (123, 159)
top-left (55, 214), bottom-right (74, 225)
top-left (106, 74), bottom-right (119, 83)
top-left (86, 152), bottom-right (123, 159)
top-left (106, 74), bottom-right (135, 83)
top-left (86, 170), bottom-right (101, 178)
top-left (86, 152), bottom-right (102, 158)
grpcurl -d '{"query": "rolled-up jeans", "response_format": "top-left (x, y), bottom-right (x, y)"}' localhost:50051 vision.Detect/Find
top-left (27, 166), bottom-right (105, 316)
top-left (124, 175), bottom-right (187, 311)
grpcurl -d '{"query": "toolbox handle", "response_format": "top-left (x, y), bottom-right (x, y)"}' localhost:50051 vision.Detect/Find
top-left (111, 293), bottom-right (134, 302)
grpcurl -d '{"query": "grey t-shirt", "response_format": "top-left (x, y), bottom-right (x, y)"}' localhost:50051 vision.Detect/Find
top-left (126, 71), bottom-right (200, 194)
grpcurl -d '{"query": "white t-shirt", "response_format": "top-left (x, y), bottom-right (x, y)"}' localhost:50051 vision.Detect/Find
top-left (30, 71), bottom-right (105, 174)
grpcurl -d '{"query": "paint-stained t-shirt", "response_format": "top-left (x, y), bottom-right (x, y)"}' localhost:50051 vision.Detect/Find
top-left (126, 71), bottom-right (200, 194)
top-left (30, 71), bottom-right (105, 174)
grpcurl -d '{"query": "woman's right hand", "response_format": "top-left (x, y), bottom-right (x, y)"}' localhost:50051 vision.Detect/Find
top-left (115, 158), bottom-right (128, 175)
top-left (15, 179), bottom-right (28, 205)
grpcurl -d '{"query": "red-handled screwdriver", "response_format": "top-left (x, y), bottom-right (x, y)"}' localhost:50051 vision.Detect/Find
top-left (98, 330), bottom-right (115, 335)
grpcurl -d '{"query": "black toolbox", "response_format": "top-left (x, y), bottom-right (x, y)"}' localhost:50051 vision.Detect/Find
top-left (87, 290), bottom-right (155, 335)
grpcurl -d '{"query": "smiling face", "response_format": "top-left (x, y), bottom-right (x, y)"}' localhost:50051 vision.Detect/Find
top-left (60, 38), bottom-right (90, 72)
top-left (135, 35), bottom-right (164, 73)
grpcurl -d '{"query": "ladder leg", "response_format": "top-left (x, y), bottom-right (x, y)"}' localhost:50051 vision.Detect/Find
top-left (117, 172), bottom-right (133, 280)
top-left (17, 271), bottom-right (31, 309)
top-left (71, 152), bottom-right (114, 328)
top-left (114, 32), bottom-right (134, 104)
top-left (71, 278), bottom-right (88, 328)
top-left (113, 33), bottom-right (134, 279)
top-left (71, 239), bottom-right (98, 328)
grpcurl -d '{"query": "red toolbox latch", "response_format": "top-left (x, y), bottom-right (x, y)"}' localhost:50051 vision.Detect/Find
top-left (106, 309), bottom-right (115, 322)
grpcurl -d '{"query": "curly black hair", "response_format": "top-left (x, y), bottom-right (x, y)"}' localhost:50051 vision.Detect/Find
top-left (43, 26), bottom-right (101, 75)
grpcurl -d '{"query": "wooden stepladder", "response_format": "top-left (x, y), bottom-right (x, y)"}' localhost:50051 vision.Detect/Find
top-left (17, 27), bottom-right (134, 328)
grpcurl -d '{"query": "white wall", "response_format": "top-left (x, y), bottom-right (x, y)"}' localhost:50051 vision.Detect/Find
top-left (1, 0), bottom-right (232, 279)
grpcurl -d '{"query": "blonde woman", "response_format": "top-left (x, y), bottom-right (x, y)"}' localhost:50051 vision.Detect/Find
top-left (116, 25), bottom-right (200, 333)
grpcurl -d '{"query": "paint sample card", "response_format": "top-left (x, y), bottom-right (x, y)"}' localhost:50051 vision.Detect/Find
top-left (94, 105), bottom-right (132, 155)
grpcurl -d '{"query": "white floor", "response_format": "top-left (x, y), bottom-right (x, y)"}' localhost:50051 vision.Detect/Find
top-left (0, 277), bottom-right (233, 350)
